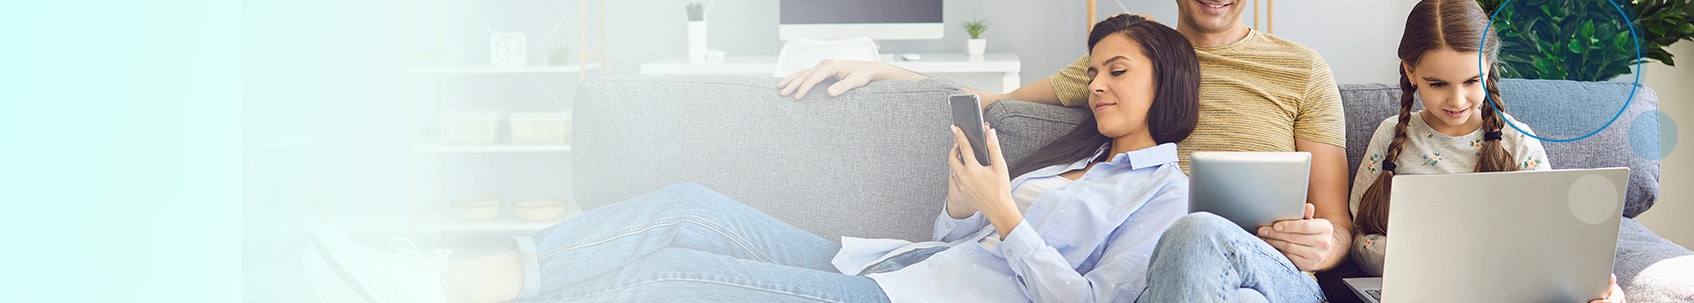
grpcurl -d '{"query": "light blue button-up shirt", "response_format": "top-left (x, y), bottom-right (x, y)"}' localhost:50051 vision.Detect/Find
top-left (833, 143), bottom-right (1190, 302)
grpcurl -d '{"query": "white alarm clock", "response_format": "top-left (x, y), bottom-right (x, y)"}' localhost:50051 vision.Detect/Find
top-left (490, 32), bottom-right (527, 67)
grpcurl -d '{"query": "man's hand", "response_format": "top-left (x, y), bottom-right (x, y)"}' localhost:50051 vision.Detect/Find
top-left (1257, 203), bottom-right (1336, 271)
top-left (777, 59), bottom-right (923, 100)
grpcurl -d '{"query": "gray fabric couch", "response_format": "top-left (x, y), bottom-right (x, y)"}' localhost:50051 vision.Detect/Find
top-left (572, 75), bottom-right (1690, 302)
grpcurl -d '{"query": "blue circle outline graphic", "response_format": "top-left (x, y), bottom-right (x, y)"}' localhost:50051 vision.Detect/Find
top-left (1482, 0), bottom-right (1642, 143)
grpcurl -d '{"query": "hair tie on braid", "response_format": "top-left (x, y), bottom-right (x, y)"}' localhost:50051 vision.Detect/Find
top-left (1483, 130), bottom-right (1503, 141)
top-left (1381, 160), bottom-right (1397, 173)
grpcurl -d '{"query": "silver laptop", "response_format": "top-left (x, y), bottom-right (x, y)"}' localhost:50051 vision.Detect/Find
top-left (1344, 167), bottom-right (1629, 303)
top-left (1188, 152), bottom-right (1310, 231)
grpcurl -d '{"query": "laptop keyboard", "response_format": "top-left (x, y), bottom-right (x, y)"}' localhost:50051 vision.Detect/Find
top-left (1365, 289), bottom-right (1382, 301)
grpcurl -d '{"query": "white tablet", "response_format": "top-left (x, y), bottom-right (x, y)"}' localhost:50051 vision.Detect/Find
top-left (1188, 152), bottom-right (1311, 231)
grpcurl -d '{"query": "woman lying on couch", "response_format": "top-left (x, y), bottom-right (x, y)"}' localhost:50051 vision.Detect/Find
top-left (301, 14), bottom-right (1198, 303)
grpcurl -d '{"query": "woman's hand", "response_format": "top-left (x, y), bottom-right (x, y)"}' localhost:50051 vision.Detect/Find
top-left (944, 171), bottom-right (979, 219)
top-left (1590, 274), bottom-right (1626, 303)
top-left (1257, 203), bottom-right (1337, 271)
top-left (777, 59), bottom-right (924, 100)
top-left (948, 124), bottom-right (1019, 238)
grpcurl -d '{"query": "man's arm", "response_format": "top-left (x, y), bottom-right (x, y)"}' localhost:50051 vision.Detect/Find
top-left (983, 78), bottom-right (1061, 106)
top-left (1257, 139), bottom-right (1352, 272)
top-left (983, 55), bottom-right (1090, 106)
top-left (1297, 56), bottom-right (1354, 271)
top-left (777, 57), bottom-right (1083, 108)
top-left (1258, 54), bottom-right (1353, 272)
top-left (1298, 138), bottom-right (1354, 271)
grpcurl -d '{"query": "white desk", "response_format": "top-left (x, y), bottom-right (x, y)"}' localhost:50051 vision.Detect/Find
top-left (640, 52), bottom-right (1022, 93)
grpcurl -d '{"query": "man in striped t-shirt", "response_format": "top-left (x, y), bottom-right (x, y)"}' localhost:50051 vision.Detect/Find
top-left (780, 1), bottom-right (1352, 300)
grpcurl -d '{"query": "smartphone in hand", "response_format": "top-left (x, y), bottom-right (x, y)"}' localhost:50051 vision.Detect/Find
top-left (949, 94), bottom-right (990, 166)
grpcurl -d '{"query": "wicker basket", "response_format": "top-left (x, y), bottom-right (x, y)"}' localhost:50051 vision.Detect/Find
top-left (450, 194), bottom-right (503, 221)
top-left (439, 111), bottom-right (505, 144)
top-left (509, 111), bottom-right (572, 144)
top-left (513, 199), bottom-right (569, 221)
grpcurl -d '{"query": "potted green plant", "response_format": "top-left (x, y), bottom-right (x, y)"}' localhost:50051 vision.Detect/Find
top-left (1477, 0), bottom-right (1694, 81)
top-left (963, 19), bottom-right (989, 57)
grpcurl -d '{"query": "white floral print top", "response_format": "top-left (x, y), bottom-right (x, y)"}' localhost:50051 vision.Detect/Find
top-left (1345, 111), bottom-right (1551, 275)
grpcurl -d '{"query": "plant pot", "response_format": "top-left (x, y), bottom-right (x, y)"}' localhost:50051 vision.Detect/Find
top-left (546, 41), bottom-right (571, 66)
top-left (688, 21), bottom-right (708, 64)
top-left (967, 39), bottom-right (986, 57)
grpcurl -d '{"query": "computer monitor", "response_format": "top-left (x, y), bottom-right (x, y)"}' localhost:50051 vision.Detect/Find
top-left (778, 0), bottom-right (944, 41)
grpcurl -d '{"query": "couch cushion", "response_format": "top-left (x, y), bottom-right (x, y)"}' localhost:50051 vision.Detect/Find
top-left (1338, 82), bottom-right (1403, 182)
top-left (985, 99), bottom-right (1092, 166)
top-left (572, 75), bottom-right (964, 242)
top-left (1615, 217), bottom-right (1694, 303)
top-left (1339, 79), bottom-right (1661, 217)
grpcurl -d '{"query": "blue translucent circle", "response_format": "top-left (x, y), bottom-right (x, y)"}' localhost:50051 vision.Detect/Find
top-left (1481, 0), bottom-right (1641, 143)
top-left (1631, 110), bottom-right (1677, 160)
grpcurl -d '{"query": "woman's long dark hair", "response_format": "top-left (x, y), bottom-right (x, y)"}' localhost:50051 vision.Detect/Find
top-left (1007, 14), bottom-right (1199, 178)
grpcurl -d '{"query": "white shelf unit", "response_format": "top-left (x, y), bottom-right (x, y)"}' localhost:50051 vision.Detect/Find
top-left (407, 0), bottom-right (603, 238)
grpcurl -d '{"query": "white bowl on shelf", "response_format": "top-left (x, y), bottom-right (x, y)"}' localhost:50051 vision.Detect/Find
top-left (450, 194), bottom-right (503, 221)
top-left (513, 199), bottom-right (571, 221)
top-left (509, 111), bottom-right (572, 144)
top-left (439, 111), bottom-right (506, 144)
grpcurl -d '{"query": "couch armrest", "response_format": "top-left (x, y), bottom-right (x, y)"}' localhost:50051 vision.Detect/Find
top-left (571, 75), bottom-right (965, 242)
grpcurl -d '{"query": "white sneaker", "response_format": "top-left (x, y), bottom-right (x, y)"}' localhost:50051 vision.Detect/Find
top-left (301, 226), bottom-right (452, 303)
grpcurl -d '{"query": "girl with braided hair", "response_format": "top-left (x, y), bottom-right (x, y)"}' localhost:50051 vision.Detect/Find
top-left (1347, 0), bottom-right (1622, 302)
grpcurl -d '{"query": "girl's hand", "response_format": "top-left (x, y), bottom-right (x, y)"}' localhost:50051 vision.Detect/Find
top-left (948, 124), bottom-right (1018, 237)
top-left (1590, 274), bottom-right (1626, 303)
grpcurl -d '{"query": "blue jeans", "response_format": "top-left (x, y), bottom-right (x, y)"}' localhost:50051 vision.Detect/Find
top-left (508, 183), bottom-right (891, 303)
top-left (1137, 213), bottom-right (1326, 303)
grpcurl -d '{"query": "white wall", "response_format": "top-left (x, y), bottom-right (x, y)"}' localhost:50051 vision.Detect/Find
top-left (1635, 42), bottom-right (1694, 248)
top-left (1273, 1), bottom-right (1418, 84)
